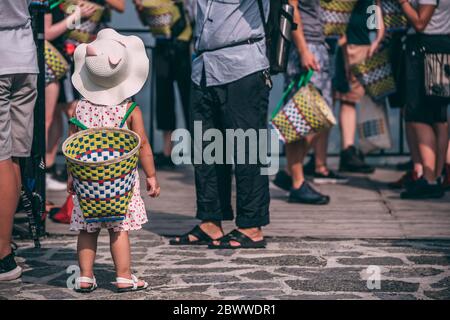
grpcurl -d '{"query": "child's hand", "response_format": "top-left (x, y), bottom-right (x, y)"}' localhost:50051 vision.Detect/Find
top-left (67, 175), bottom-right (75, 195)
top-left (146, 176), bottom-right (160, 198)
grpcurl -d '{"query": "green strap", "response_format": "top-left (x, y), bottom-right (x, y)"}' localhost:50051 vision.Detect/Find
top-left (271, 69), bottom-right (315, 120)
top-left (119, 102), bottom-right (138, 128)
top-left (69, 117), bottom-right (88, 130)
top-left (50, 0), bottom-right (64, 10)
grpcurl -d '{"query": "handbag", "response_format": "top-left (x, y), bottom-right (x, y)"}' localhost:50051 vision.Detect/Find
top-left (320, 0), bottom-right (357, 38)
top-left (142, 0), bottom-right (188, 39)
top-left (60, 0), bottom-right (105, 46)
top-left (271, 70), bottom-right (337, 144)
top-left (420, 35), bottom-right (450, 103)
top-left (351, 47), bottom-right (397, 102)
top-left (357, 96), bottom-right (392, 154)
top-left (44, 40), bottom-right (69, 85)
top-left (381, 0), bottom-right (408, 32)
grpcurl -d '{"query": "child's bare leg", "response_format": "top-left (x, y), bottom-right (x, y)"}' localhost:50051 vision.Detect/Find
top-left (108, 230), bottom-right (145, 288)
top-left (77, 230), bottom-right (100, 288)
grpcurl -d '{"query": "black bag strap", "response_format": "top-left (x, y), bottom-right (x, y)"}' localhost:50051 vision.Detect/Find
top-left (257, 0), bottom-right (269, 38)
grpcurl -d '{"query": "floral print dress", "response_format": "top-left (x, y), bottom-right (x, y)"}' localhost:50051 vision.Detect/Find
top-left (69, 99), bottom-right (148, 233)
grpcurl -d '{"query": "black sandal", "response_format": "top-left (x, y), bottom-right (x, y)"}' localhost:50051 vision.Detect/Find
top-left (208, 229), bottom-right (266, 249)
top-left (169, 225), bottom-right (218, 246)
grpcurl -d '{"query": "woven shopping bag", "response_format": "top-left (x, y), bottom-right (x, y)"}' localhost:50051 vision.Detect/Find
top-left (62, 104), bottom-right (141, 223)
top-left (320, 0), bottom-right (357, 38)
top-left (271, 70), bottom-right (337, 144)
top-left (60, 0), bottom-right (105, 45)
top-left (44, 40), bottom-right (69, 85)
top-left (381, 0), bottom-right (408, 32)
top-left (357, 95), bottom-right (392, 154)
top-left (142, 0), bottom-right (183, 38)
top-left (351, 48), bottom-right (397, 102)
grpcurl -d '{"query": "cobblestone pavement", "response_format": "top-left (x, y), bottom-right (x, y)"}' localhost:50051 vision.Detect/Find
top-left (2, 166), bottom-right (450, 300)
top-left (1, 235), bottom-right (450, 300)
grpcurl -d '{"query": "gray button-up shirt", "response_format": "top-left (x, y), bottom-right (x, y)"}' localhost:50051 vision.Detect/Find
top-left (192, 0), bottom-right (270, 87)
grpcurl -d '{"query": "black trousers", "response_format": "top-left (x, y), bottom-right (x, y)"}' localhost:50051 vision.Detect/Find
top-left (155, 40), bottom-right (191, 131)
top-left (191, 71), bottom-right (271, 228)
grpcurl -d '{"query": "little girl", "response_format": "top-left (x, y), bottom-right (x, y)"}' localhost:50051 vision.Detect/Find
top-left (67, 28), bottom-right (160, 293)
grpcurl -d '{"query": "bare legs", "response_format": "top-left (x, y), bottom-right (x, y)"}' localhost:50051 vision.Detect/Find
top-left (0, 158), bottom-right (21, 259)
top-left (77, 230), bottom-right (99, 288)
top-left (313, 129), bottom-right (330, 175)
top-left (405, 122), bottom-right (423, 176)
top-left (77, 230), bottom-right (145, 289)
top-left (163, 131), bottom-right (172, 157)
top-left (45, 82), bottom-right (60, 167)
top-left (407, 121), bottom-right (449, 182)
top-left (285, 137), bottom-right (312, 189)
top-left (339, 102), bottom-right (357, 150)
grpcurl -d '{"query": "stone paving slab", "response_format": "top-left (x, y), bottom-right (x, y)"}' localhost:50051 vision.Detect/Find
top-left (4, 166), bottom-right (449, 300)
top-left (2, 235), bottom-right (450, 300)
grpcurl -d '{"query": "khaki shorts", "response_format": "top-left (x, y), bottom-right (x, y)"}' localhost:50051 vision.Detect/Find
top-left (0, 74), bottom-right (37, 161)
top-left (335, 44), bottom-right (371, 105)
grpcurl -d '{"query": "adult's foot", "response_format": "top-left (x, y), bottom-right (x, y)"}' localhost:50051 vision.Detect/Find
top-left (210, 228), bottom-right (265, 248)
top-left (388, 170), bottom-right (419, 189)
top-left (400, 177), bottom-right (444, 199)
top-left (272, 170), bottom-right (292, 191)
top-left (442, 164), bottom-right (450, 191)
top-left (0, 253), bottom-right (22, 281)
top-left (339, 146), bottom-right (375, 174)
top-left (170, 221), bottom-right (224, 245)
top-left (288, 181), bottom-right (330, 205)
top-left (313, 169), bottom-right (348, 184)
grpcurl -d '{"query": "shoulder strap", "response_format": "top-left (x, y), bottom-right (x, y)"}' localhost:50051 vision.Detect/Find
top-left (257, 0), bottom-right (269, 37)
top-left (69, 117), bottom-right (88, 130)
top-left (119, 102), bottom-right (138, 128)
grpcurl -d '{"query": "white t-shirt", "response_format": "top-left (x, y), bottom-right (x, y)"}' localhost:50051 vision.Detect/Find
top-left (409, 0), bottom-right (450, 34)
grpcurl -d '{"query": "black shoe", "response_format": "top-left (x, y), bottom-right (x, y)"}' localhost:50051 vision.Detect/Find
top-left (400, 177), bottom-right (444, 199)
top-left (313, 170), bottom-right (349, 184)
top-left (155, 153), bottom-right (175, 168)
top-left (396, 160), bottom-right (413, 171)
top-left (0, 253), bottom-right (22, 281)
top-left (273, 170), bottom-right (292, 191)
top-left (303, 155), bottom-right (315, 176)
top-left (339, 146), bottom-right (375, 174)
top-left (288, 181), bottom-right (330, 205)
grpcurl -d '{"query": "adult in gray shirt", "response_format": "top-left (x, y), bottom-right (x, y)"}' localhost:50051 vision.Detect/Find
top-left (170, 0), bottom-right (271, 249)
top-left (0, 0), bottom-right (38, 281)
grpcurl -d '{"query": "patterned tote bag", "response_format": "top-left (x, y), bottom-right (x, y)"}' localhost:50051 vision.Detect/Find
top-left (351, 48), bottom-right (397, 102)
top-left (271, 70), bottom-right (337, 144)
top-left (44, 40), bottom-right (69, 85)
top-left (381, 0), bottom-right (408, 32)
top-left (60, 0), bottom-right (105, 46)
top-left (320, 0), bottom-right (357, 38)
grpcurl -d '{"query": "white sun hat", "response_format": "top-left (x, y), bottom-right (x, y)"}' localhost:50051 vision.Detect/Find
top-left (72, 28), bottom-right (149, 105)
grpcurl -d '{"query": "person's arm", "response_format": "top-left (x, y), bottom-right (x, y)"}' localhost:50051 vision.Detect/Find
top-left (288, 0), bottom-right (320, 71)
top-left (128, 105), bottom-right (160, 198)
top-left (398, 0), bottom-right (436, 32)
top-left (105, 0), bottom-right (125, 13)
top-left (368, 0), bottom-right (385, 57)
top-left (45, 2), bottom-right (97, 41)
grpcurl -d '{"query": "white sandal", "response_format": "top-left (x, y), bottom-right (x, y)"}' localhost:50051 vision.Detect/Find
top-left (74, 276), bottom-right (97, 293)
top-left (114, 274), bottom-right (148, 293)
